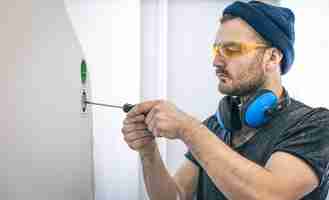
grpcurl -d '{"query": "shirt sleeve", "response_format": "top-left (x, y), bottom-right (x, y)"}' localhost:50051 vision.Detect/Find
top-left (271, 109), bottom-right (329, 183)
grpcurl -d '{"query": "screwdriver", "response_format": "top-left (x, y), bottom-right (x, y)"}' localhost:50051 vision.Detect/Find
top-left (81, 90), bottom-right (134, 113)
top-left (85, 101), bottom-right (135, 113)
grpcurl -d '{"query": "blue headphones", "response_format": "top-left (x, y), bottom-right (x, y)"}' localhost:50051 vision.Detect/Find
top-left (215, 88), bottom-right (290, 132)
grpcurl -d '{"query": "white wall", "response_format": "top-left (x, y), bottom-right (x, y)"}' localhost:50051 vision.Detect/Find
top-left (280, 1), bottom-right (329, 108)
top-left (65, 1), bottom-right (141, 200)
top-left (0, 0), bottom-right (94, 199)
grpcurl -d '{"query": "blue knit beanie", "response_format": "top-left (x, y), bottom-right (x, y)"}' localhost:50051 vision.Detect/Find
top-left (223, 1), bottom-right (295, 75)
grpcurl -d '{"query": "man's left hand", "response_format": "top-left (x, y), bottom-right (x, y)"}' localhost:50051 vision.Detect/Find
top-left (127, 100), bottom-right (198, 139)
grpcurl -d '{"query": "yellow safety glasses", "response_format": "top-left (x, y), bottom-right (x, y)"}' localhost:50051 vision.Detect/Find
top-left (212, 42), bottom-right (268, 59)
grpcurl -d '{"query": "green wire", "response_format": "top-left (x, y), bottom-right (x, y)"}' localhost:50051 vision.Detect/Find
top-left (81, 59), bottom-right (87, 84)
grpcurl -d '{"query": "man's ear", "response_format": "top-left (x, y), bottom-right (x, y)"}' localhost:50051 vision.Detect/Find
top-left (265, 47), bottom-right (283, 73)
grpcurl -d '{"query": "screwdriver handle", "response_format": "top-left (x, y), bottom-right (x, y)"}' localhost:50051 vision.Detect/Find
top-left (123, 103), bottom-right (135, 113)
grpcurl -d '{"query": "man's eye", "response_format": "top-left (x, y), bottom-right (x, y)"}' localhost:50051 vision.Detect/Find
top-left (226, 45), bottom-right (241, 51)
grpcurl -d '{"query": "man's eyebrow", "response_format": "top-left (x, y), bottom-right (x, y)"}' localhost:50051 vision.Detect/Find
top-left (214, 41), bottom-right (238, 45)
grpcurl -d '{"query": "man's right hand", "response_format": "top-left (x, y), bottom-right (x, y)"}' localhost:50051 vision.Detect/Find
top-left (121, 113), bottom-right (156, 157)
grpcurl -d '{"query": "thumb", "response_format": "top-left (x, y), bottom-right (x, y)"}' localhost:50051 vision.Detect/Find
top-left (127, 100), bottom-right (162, 117)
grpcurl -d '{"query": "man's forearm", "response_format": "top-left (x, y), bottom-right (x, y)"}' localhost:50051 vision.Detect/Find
top-left (140, 145), bottom-right (181, 200)
top-left (180, 121), bottom-right (285, 200)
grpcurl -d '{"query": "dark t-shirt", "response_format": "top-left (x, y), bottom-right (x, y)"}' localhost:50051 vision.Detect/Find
top-left (185, 99), bottom-right (329, 200)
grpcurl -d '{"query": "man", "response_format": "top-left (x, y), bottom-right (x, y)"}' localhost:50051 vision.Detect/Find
top-left (121, 1), bottom-right (329, 199)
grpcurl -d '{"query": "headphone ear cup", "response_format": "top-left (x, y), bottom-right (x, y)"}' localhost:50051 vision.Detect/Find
top-left (218, 96), bottom-right (242, 132)
top-left (241, 89), bottom-right (278, 128)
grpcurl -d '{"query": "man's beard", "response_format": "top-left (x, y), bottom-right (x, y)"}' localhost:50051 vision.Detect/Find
top-left (218, 53), bottom-right (266, 97)
top-left (218, 73), bottom-right (266, 97)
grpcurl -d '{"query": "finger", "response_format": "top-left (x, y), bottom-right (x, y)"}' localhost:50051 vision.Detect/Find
top-left (123, 115), bottom-right (145, 125)
top-left (128, 136), bottom-right (155, 150)
top-left (124, 130), bottom-right (154, 143)
top-left (148, 116), bottom-right (159, 137)
top-left (121, 123), bottom-right (148, 135)
top-left (145, 106), bottom-right (158, 125)
top-left (127, 100), bottom-right (162, 117)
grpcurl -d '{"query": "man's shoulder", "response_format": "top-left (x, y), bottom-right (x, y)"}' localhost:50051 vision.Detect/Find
top-left (270, 98), bottom-right (329, 141)
top-left (289, 98), bottom-right (329, 128)
top-left (279, 99), bottom-right (329, 146)
top-left (273, 99), bottom-right (329, 200)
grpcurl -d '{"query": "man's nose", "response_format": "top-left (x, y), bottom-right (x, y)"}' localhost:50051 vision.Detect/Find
top-left (213, 53), bottom-right (225, 68)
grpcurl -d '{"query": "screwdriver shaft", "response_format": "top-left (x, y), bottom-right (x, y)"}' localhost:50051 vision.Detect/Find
top-left (85, 101), bottom-right (122, 109)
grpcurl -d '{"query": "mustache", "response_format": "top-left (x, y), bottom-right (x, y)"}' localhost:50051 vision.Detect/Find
top-left (214, 64), bottom-right (229, 76)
